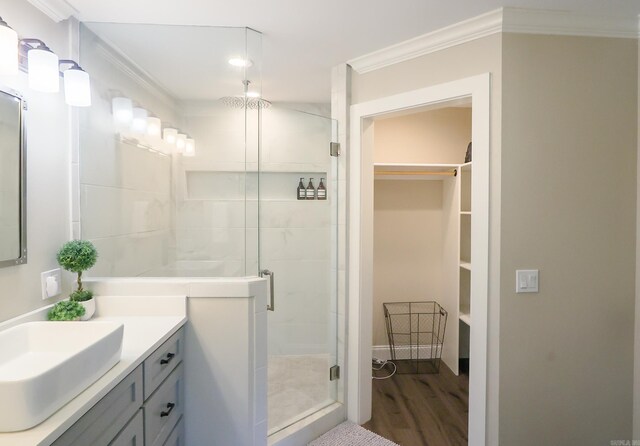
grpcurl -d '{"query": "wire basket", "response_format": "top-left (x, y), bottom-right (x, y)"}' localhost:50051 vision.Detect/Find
top-left (383, 301), bottom-right (448, 374)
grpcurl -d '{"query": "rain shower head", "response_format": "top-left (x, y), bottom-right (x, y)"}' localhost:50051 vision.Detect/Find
top-left (220, 79), bottom-right (271, 109)
top-left (220, 96), bottom-right (271, 109)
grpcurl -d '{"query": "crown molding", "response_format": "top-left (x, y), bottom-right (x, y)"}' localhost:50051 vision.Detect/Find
top-left (349, 9), bottom-right (503, 74)
top-left (26, 0), bottom-right (78, 22)
top-left (349, 7), bottom-right (640, 74)
top-left (502, 8), bottom-right (640, 38)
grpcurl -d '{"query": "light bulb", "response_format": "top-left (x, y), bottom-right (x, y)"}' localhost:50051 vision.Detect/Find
top-left (28, 47), bottom-right (59, 93)
top-left (0, 21), bottom-right (18, 75)
top-left (63, 67), bottom-right (91, 107)
top-left (184, 138), bottom-right (195, 157)
top-left (228, 58), bottom-right (252, 68)
top-left (131, 107), bottom-right (148, 134)
top-left (176, 133), bottom-right (186, 153)
top-left (163, 128), bottom-right (177, 145)
top-left (147, 117), bottom-right (161, 138)
top-left (112, 97), bottom-right (133, 126)
top-left (246, 91), bottom-right (260, 98)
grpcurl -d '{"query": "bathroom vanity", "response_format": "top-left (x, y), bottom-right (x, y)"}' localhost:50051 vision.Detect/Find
top-left (0, 278), bottom-right (267, 446)
top-left (52, 328), bottom-right (185, 446)
top-left (0, 295), bottom-right (187, 446)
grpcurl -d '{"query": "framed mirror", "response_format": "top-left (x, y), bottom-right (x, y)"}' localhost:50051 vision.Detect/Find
top-left (0, 86), bottom-right (27, 267)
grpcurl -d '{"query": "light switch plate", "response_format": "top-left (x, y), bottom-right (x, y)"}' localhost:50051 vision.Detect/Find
top-left (41, 268), bottom-right (62, 300)
top-left (516, 269), bottom-right (539, 293)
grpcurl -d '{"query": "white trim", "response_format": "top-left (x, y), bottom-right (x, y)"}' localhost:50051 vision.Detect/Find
top-left (268, 403), bottom-right (345, 446)
top-left (502, 8), bottom-right (640, 38)
top-left (349, 9), bottom-right (503, 74)
top-left (348, 8), bottom-right (640, 74)
top-left (348, 74), bottom-right (491, 446)
top-left (371, 345), bottom-right (438, 362)
top-left (26, 0), bottom-right (78, 22)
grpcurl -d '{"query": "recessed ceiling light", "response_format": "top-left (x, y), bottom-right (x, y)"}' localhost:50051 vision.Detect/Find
top-left (228, 58), bottom-right (253, 68)
top-left (246, 91), bottom-right (261, 98)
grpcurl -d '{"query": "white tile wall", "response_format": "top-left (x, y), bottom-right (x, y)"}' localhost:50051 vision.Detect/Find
top-left (172, 103), bottom-right (337, 358)
top-left (79, 26), bottom-right (179, 277)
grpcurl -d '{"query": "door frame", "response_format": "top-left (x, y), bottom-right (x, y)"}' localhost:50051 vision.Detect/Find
top-left (347, 73), bottom-right (491, 446)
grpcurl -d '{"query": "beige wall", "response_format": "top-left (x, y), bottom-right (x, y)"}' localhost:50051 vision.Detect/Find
top-left (372, 108), bottom-right (471, 346)
top-left (636, 38), bottom-right (640, 440)
top-left (0, 0), bottom-right (73, 322)
top-left (374, 107), bottom-right (471, 164)
top-left (351, 33), bottom-right (503, 443)
top-left (373, 180), bottom-right (444, 346)
top-left (500, 34), bottom-right (637, 445)
top-left (352, 31), bottom-right (639, 443)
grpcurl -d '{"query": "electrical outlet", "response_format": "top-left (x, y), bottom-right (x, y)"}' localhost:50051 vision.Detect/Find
top-left (41, 268), bottom-right (62, 300)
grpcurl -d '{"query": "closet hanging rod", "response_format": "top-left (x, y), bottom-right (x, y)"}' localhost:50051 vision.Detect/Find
top-left (375, 169), bottom-right (457, 177)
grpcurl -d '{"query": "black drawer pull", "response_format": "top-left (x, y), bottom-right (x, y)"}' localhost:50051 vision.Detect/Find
top-left (160, 402), bottom-right (175, 418)
top-left (160, 352), bottom-right (175, 365)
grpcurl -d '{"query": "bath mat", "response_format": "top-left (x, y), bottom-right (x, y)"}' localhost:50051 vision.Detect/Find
top-left (308, 421), bottom-right (400, 446)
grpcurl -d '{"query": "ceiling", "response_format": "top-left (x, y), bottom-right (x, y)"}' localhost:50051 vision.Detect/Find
top-left (68, 0), bottom-right (640, 104)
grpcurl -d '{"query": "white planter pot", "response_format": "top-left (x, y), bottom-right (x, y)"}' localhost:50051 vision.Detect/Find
top-left (79, 298), bottom-right (96, 321)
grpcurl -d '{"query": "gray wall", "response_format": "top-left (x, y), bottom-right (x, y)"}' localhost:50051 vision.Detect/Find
top-left (0, 0), bottom-right (73, 323)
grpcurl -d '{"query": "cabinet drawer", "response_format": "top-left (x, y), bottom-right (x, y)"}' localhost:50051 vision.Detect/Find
top-left (144, 328), bottom-right (184, 399)
top-left (109, 409), bottom-right (144, 446)
top-left (162, 417), bottom-right (184, 446)
top-left (145, 363), bottom-right (184, 446)
top-left (53, 366), bottom-right (143, 446)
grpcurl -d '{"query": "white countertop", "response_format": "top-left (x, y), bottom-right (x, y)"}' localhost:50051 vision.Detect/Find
top-left (0, 295), bottom-right (187, 446)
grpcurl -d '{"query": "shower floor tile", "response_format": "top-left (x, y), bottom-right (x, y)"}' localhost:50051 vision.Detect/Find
top-left (268, 354), bottom-right (333, 433)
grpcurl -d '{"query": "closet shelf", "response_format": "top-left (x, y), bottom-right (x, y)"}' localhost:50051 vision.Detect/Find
top-left (374, 163), bottom-right (459, 181)
top-left (460, 211), bottom-right (471, 215)
top-left (459, 313), bottom-right (471, 326)
top-left (460, 262), bottom-right (471, 271)
top-left (460, 162), bottom-right (472, 172)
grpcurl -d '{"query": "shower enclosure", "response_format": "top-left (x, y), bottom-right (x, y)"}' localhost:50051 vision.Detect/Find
top-left (77, 23), bottom-right (340, 437)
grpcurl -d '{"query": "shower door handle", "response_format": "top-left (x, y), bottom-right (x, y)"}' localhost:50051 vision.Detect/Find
top-left (260, 269), bottom-right (275, 311)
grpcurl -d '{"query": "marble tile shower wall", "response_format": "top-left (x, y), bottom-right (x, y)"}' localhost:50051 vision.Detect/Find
top-left (177, 104), bottom-right (335, 355)
top-left (78, 26), bottom-right (182, 276)
top-left (172, 103), bottom-right (254, 277)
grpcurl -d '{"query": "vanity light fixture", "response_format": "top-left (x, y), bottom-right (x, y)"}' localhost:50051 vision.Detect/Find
top-left (163, 127), bottom-right (178, 145)
top-left (112, 97), bottom-right (133, 126)
top-left (176, 133), bottom-right (187, 153)
top-left (0, 17), bottom-right (18, 75)
top-left (131, 107), bottom-right (148, 134)
top-left (22, 39), bottom-right (59, 93)
top-left (59, 60), bottom-right (91, 107)
top-left (146, 117), bottom-right (162, 138)
top-left (228, 58), bottom-right (252, 68)
top-left (184, 138), bottom-right (196, 157)
top-left (0, 20), bottom-right (92, 107)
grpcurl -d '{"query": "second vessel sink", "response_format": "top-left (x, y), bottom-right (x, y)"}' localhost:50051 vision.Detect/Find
top-left (0, 320), bottom-right (124, 432)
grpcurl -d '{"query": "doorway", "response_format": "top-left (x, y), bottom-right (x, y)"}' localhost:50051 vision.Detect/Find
top-left (348, 74), bottom-right (490, 446)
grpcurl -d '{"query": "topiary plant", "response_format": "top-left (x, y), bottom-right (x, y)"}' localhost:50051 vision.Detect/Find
top-left (48, 300), bottom-right (86, 321)
top-left (57, 240), bottom-right (98, 302)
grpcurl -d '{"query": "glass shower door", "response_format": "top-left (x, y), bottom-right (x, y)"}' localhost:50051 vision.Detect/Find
top-left (257, 106), bottom-right (339, 434)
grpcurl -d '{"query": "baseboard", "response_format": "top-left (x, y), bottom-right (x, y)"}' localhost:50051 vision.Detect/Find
top-left (371, 344), bottom-right (439, 361)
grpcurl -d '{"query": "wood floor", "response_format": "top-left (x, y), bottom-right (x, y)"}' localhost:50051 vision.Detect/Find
top-left (363, 362), bottom-right (469, 446)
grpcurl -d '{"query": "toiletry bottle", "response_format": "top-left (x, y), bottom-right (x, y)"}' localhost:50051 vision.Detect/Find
top-left (297, 178), bottom-right (306, 200)
top-left (306, 178), bottom-right (316, 200)
top-left (317, 178), bottom-right (327, 200)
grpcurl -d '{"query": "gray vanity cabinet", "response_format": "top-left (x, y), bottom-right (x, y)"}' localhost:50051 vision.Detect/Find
top-left (52, 328), bottom-right (185, 446)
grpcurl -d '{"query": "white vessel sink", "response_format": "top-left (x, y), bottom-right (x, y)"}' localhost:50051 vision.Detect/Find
top-left (0, 321), bottom-right (124, 432)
